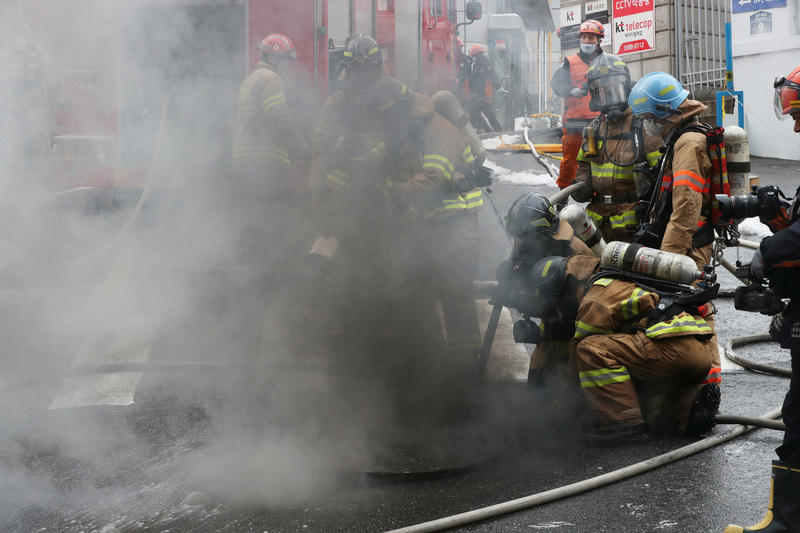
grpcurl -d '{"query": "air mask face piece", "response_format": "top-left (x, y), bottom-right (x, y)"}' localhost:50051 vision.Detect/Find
top-left (642, 118), bottom-right (664, 137)
top-left (580, 43), bottom-right (597, 55)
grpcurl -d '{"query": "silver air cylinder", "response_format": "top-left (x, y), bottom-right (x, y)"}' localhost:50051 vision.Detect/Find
top-left (560, 204), bottom-right (607, 257)
top-left (723, 125), bottom-right (750, 197)
top-left (432, 90), bottom-right (486, 165)
top-left (601, 241), bottom-right (703, 285)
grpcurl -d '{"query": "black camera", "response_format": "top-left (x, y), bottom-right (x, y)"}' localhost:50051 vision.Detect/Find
top-left (513, 319), bottom-right (541, 344)
top-left (733, 285), bottom-right (783, 315)
top-left (732, 260), bottom-right (784, 315)
top-left (716, 185), bottom-right (782, 226)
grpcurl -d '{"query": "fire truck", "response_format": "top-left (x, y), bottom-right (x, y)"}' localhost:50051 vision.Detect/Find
top-left (14, 0), bottom-right (490, 192)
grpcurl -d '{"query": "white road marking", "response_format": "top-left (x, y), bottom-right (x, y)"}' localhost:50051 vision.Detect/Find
top-left (49, 314), bottom-right (162, 409)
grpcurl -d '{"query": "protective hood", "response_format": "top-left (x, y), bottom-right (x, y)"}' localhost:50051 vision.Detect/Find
top-left (658, 98), bottom-right (708, 137)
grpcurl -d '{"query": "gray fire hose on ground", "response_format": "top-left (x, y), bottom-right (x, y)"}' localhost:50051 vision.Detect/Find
top-left (385, 407), bottom-right (783, 533)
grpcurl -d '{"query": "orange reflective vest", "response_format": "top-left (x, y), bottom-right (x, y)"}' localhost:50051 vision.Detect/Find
top-left (564, 55), bottom-right (597, 121)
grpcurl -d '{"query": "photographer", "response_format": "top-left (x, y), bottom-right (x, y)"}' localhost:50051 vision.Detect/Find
top-left (725, 66), bottom-right (800, 533)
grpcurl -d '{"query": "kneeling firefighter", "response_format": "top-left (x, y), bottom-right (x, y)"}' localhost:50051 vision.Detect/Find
top-left (496, 192), bottom-right (595, 388)
top-left (572, 54), bottom-right (662, 243)
top-left (523, 244), bottom-right (720, 446)
top-left (569, 242), bottom-right (721, 446)
top-left (362, 77), bottom-right (492, 375)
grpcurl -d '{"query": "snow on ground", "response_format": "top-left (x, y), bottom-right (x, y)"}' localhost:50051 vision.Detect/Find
top-left (484, 159), bottom-right (557, 188)
top-left (737, 217), bottom-right (771, 240)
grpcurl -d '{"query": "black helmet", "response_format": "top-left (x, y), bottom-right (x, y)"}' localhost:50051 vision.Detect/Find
top-left (363, 77), bottom-right (434, 121)
top-left (587, 54), bottom-right (631, 113)
top-left (505, 193), bottom-right (560, 238)
top-left (522, 256), bottom-right (569, 317)
top-left (343, 34), bottom-right (383, 70)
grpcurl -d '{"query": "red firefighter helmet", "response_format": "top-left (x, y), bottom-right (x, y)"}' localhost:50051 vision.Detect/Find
top-left (579, 20), bottom-right (604, 40)
top-left (258, 34), bottom-right (297, 61)
top-left (773, 66), bottom-right (800, 120)
top-left (469, 44), bottom-right (485, 57)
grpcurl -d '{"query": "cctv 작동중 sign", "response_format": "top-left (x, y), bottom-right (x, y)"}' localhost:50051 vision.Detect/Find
top-left (612, 0), bottom-right (656, 55)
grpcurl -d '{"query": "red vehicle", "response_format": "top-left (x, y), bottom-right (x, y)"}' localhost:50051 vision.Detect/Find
top-left (16, 0), bottom-right (466, 192)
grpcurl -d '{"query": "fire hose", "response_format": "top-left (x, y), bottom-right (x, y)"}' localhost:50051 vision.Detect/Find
top-left (385, 409), bottom-right (783, 533)
top-left (392, 330), bottom-right (789, 533)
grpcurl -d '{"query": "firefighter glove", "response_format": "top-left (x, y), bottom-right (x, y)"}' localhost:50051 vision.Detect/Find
top-left (750, 248), bottom-right (767, 282)
top-left (570, 87), bottom-right (585, 98)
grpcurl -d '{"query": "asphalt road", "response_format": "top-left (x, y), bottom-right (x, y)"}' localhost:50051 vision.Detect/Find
top-left (0, 152), bottom-right (797, 533)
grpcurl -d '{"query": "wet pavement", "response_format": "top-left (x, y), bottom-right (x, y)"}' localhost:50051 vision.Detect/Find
top-left (0, 153), bottom-right (797, 532)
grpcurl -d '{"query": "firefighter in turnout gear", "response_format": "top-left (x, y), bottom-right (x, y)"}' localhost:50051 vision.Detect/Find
top-left (572, 54), bottom-right (662, 243)
top-left (363, 77), bottom-right (484, 373)
top-left (0, 23), bottom-right (57, 187)
top-left (723, 64), bottom-right (800, 533)
top-left (465, 44), bottom-right (502, 133)
top-left (499, 193), bottom-right (595, 388)
top-left (571, 274), bottom-right (718, 446)
top-left (550, 20), bottom-right (604, 190)
top-left (628, 72), bottom-right (722, 422)
top-left (232, 34), bottom-right (309, 278)
top-left (309, 33), bottom-right (384, 198)
top-left (307, 35), bottom-right (398, 348)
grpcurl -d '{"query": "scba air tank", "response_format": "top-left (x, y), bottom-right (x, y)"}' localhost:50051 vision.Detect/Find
top-left (432, 90), bottom-right (486, 164)
top-left (724, 125), bottom-right (750, 197)
top-left (559, 204), bottom-right (606, 257)
top-left (601, 241), bottom-right (703, 285)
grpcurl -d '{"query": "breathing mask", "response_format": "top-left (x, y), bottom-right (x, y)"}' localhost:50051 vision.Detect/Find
top-left (642, 118), bottom-right (664, 137)
top-left (580, 43), bottom-right (597, 55)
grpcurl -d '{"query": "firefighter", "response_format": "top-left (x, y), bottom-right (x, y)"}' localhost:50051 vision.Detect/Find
top-left (499, 192), bottom-right (594, 388)
top-left (231, 34), bottom-right (310, 280)
top-left (465, 44), bottom-right (502, 133)
top-left (362, 77), bottom-right (484, 375)
top-left (628, 71), bottom-right (722, 424)
top-left (453, 37), bottom-right (471, 98)
top-left (0, 23), bottom-right (57, 188)
top-left (723, 65), bottom-right (800, 533)
top-left (572, 54), bottom-right (662, 243)
top-left (550, 20), bottom-right (604, 192)
top-left (569, 267), bottom-right (718, 446)
top-left (307, 35), bottom-right (399, 346)
top-left (309, 33), bottom-right (384, 198)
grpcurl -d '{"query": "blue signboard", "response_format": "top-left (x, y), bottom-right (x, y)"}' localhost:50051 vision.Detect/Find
top-left (750, 10), bottom-right (773, 34)
top-left (732, 0), bottom-right (786, 15)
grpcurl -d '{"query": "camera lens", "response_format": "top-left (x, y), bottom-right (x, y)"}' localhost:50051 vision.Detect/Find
top-left (716, 194), bottom-right (760, 225)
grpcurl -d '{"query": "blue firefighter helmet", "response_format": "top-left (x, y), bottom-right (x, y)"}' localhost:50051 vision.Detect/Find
top-left (628, 71), bottom-right (689, 119)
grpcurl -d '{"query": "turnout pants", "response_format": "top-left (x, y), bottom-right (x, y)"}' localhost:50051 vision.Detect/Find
top-left (574, 331), bottom-right (714, 431)
top-left (558, 129), bottom-right (583, 189)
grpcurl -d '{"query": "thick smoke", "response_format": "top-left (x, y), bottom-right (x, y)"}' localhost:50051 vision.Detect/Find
top-left (0, 2), bottom-right (544, 531)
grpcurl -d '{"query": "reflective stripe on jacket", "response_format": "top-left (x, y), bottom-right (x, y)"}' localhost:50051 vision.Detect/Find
top-left (572, 277), bottom-right (712, 344)
top-left (232, 61), bottom-right (306, 171)
top-left (657, 101), bottom-right (713, 254)
top-left (392, 113), bottom-right (483, 220)
top-left (576, 108), bottom-right (662, 234)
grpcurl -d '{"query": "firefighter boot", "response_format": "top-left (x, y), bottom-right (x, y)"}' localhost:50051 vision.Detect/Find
top-left (723, 460), bottom-right (800, 532)
top-left (683, 382), bottom-right (721, 437)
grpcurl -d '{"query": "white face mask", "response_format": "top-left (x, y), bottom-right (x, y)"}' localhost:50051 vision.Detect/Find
top-left (642, 118), bottom-right (664, 137)
top-left (580, 43), bottom-right (597, 55)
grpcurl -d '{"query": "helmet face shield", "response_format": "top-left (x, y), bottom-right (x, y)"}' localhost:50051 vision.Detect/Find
top-left (589, 74), bottom-right (629, 110)
top-left (774, 76), bottom-right (800, 120)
